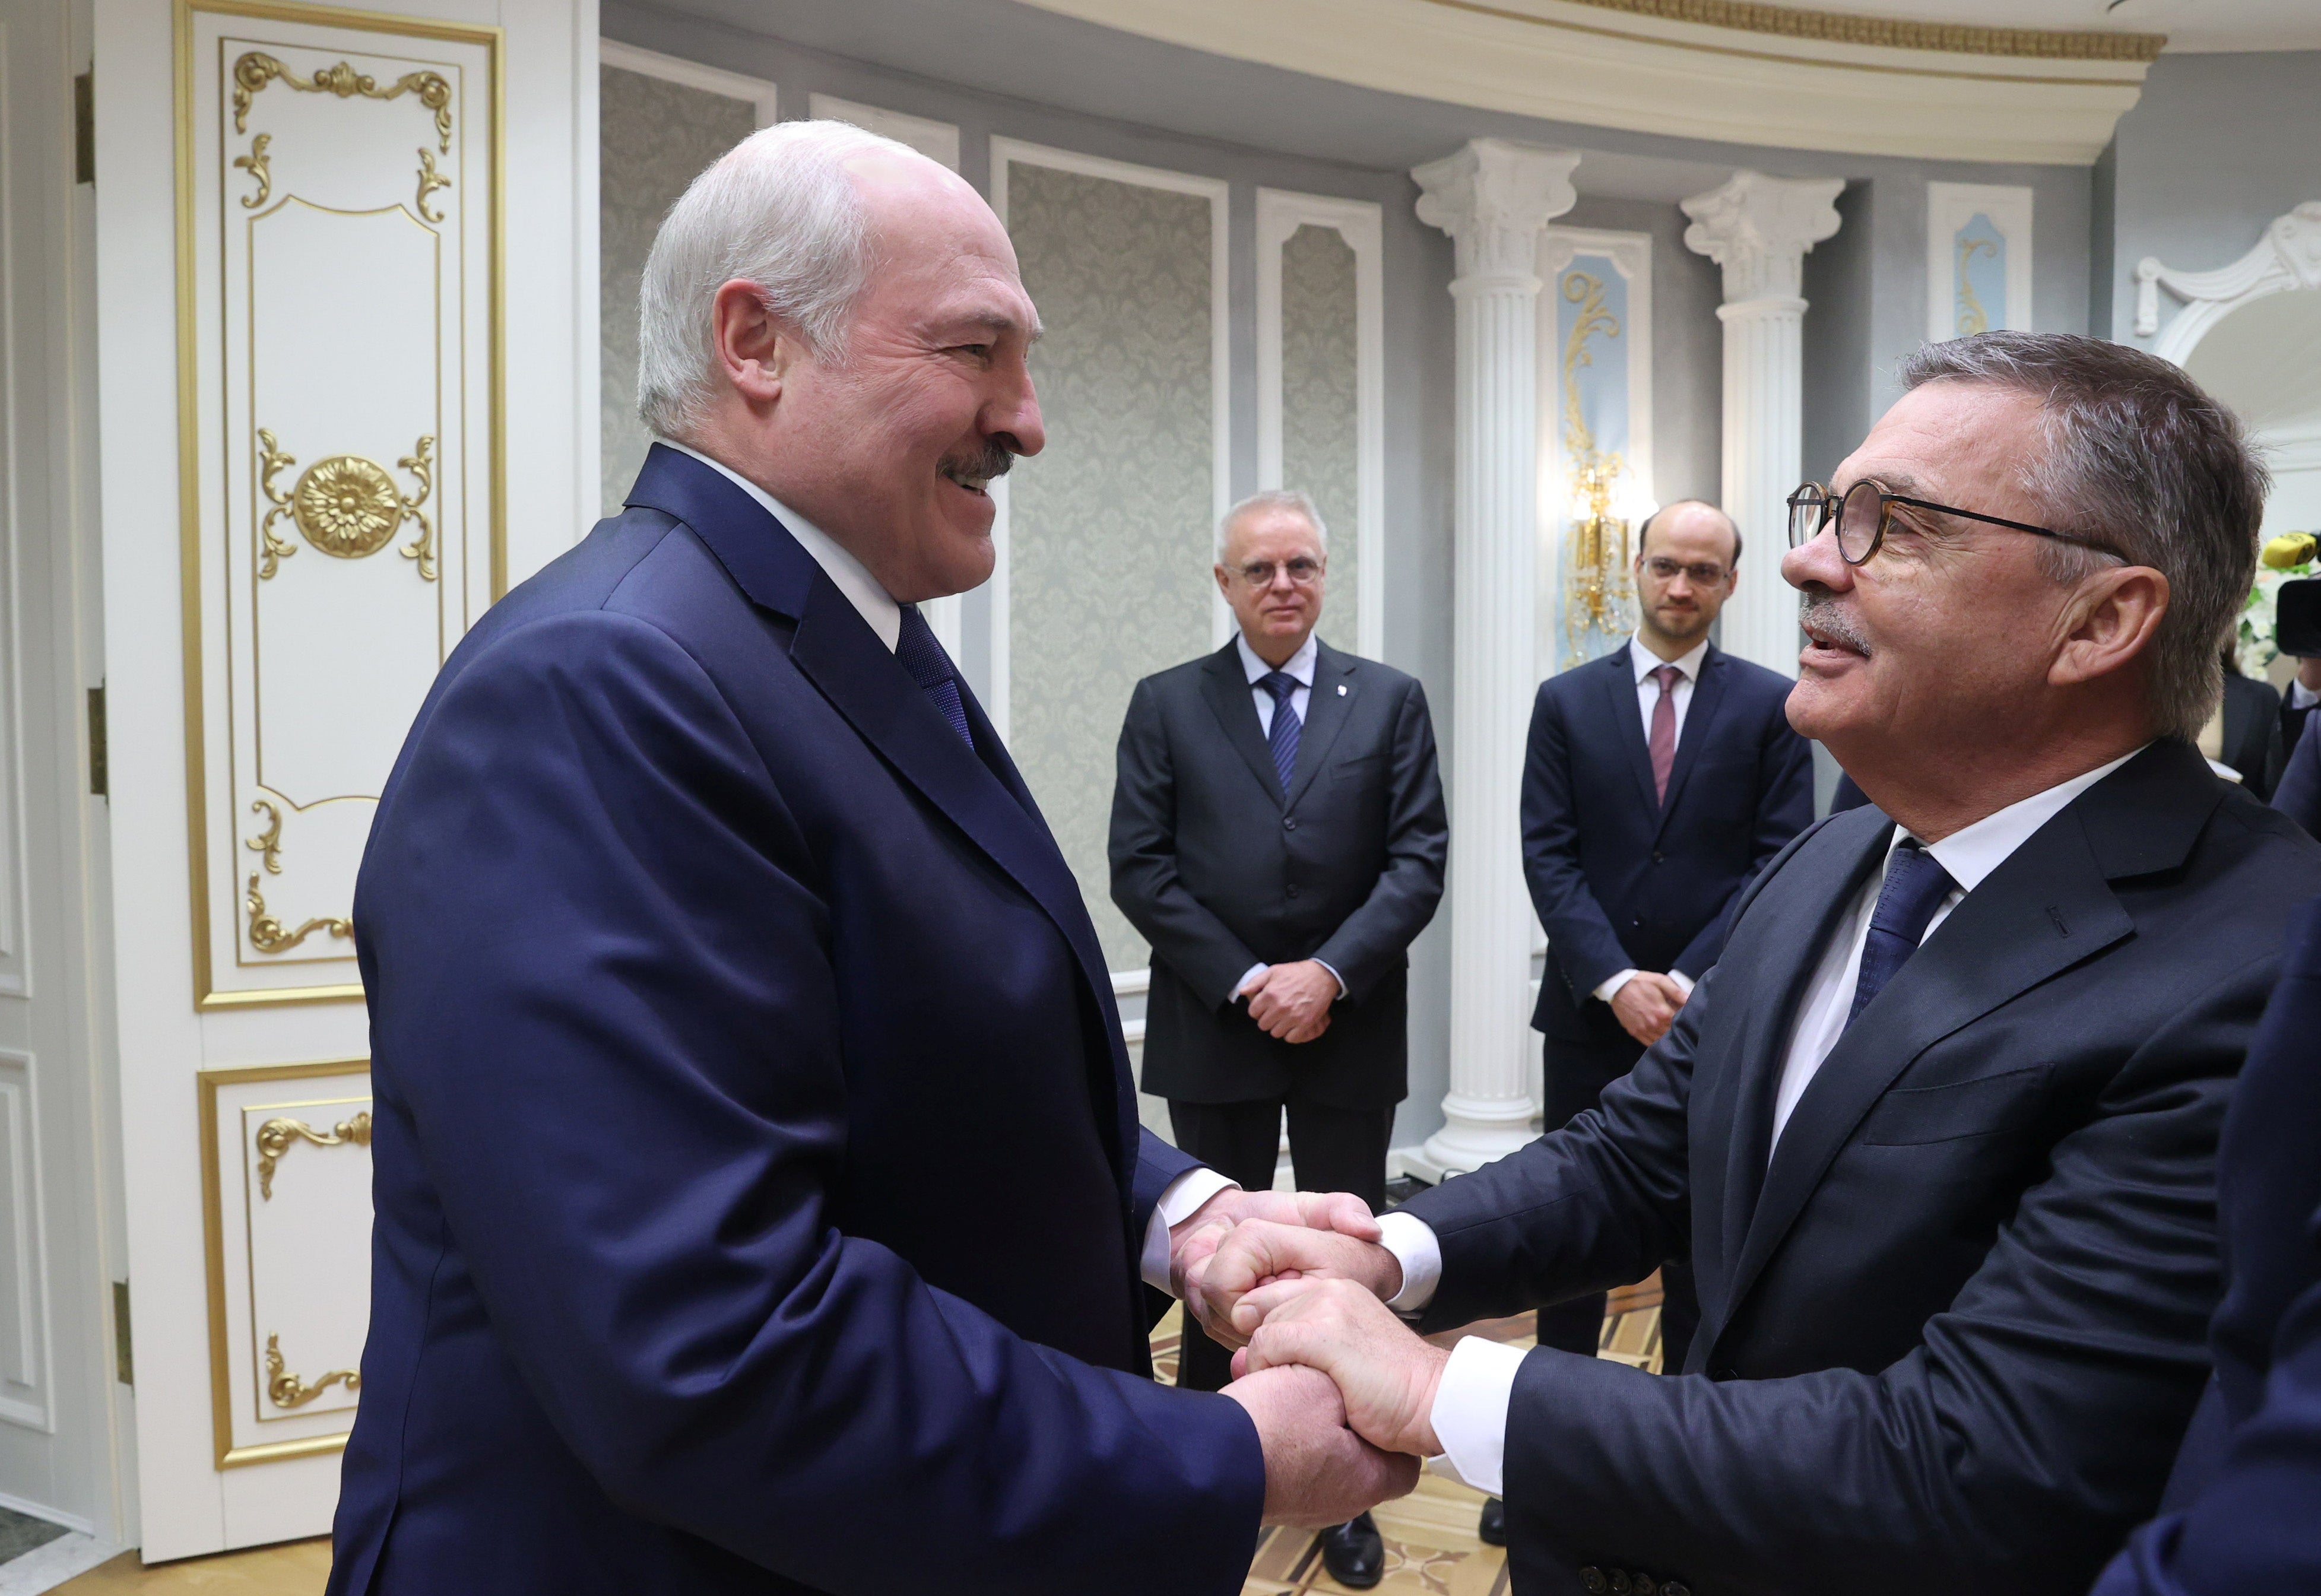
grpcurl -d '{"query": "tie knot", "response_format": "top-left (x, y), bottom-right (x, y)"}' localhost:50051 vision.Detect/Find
top-left (1260, 671), bottom-right (1301, 704)
top-left (1651, 664), bottom-right (1683, 693)
top-left (895, 604), bottom-right (953, 691)
top-left (1875, 840), bottom-right (1957, 941)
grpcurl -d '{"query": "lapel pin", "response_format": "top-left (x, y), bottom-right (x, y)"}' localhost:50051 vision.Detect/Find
top-left (1337, 684), bottom-right (1348, 696)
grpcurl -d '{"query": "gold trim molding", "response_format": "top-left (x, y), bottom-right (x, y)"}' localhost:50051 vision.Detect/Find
top-left (253, 1109), bottom-right (372, 1199)
top-left (244, 872), bottom-right (352, 954)
top-left (1529, 0), bottom-right (2163, 62)
top-left (264, 1332), bottom-right (361, 1408)
top-left (232, 50), bottom-right (454, 150)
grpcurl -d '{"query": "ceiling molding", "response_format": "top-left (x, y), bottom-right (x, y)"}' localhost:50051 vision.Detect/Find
top-left (1541, 0), bottom-right (2163, 62)
top-left (1013, 0), bottom-right (2151, 165)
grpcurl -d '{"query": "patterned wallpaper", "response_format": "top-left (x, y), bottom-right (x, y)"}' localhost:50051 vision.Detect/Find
top-left (1006, 163), bottom-right (1217, 972)
top-left (1279, 223), bottom-right (1361, 645)
top-left (599, 66), bottom-right (755, 518)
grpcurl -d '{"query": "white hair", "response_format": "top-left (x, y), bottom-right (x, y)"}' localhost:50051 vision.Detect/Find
top-left (636, 119), bottom-right (924, 441)
top-left (1216, 489), bottom-right (1330, 559)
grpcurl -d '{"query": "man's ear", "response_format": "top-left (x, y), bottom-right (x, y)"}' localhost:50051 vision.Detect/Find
top-left (2050, 564), bottom-right (2170, 688)
top-left (709, 278), bottom-right (795, 408)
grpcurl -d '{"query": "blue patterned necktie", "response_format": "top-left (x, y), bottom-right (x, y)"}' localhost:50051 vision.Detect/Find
top-left (1846, 839), bottom-right (1957, 1027)
top-left (1260, 670), bottom-right (1302, 794)
top-left (896, 605), bottom-right (972, 748)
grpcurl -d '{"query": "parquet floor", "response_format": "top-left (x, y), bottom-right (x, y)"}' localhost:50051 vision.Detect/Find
top-left (50, 1283), bottom-right (1666, 1595)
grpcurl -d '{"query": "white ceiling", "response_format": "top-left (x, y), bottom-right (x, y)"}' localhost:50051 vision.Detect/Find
top-left (1755, 0), bottom-right (2321, 52)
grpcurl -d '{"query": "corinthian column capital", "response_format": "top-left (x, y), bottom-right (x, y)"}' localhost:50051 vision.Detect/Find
top-left (1412, 139), bottom-right (1581, 284)
top-left (1680, 171), bottom-right (1846, 304)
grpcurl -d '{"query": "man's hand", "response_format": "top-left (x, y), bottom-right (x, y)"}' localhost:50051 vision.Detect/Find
top-left (1184, 1216), bottom-right (1403, 1351)
top-left (1168, 1189), bottom-right (1381, 1306)
top-left (1610, 970), bottom-right (1685, 1046)
top-left (1220, 1363), bottom-right (1421, 1526)
top-left (1233, 1278), bottom-right (1448, 1458)
top-left (1241, 960), bottom-right (1339, 1044)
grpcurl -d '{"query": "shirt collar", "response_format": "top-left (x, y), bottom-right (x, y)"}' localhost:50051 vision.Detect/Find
top-left (1237, 631), bottom-right (1318, 687)
top-left (658, 439), bottom-right (902, 652)
top-left (1896, 744), bottom-right (2148, 896)
top-left (1631, 633), bottom-right (1710, 685)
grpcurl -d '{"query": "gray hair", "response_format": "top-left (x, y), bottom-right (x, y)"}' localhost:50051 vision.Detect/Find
top-left (636, 119), bottom-right (923, 440)
top-left (1899, 331), bottom-right (2269, 742)
top-left (1216, 489), bottom-right (1330, 558)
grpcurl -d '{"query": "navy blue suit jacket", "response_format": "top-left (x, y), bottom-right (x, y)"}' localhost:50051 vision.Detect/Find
top-left (2091, 894), bottom-right (2321, 1595)
top-left (1522, 642), bottom-right (1812, 1024)
top-left (1405, 741), bottom-right (2321, 1596)
top-left (326, 446), bottom-right (1259, 1596)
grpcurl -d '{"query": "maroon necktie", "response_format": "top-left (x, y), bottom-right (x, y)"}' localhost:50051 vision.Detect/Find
top-left (1649, 664), bottom-right (1682, 804)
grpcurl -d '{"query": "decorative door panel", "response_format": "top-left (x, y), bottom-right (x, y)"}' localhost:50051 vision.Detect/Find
top-left (199, 1061), bottom-right (371, 1467)
top-left (177, 0), bottom-right (500, 1008)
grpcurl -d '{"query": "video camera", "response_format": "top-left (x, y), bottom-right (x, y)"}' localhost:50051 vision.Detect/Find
top-left (2279, 576), bottom-right (2321, 661)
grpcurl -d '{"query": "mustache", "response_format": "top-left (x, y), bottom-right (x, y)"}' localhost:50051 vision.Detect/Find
top-left (1799, 594), bottom-right (1872, 655)
top-left (938, 440), bottom-right (1017, 485)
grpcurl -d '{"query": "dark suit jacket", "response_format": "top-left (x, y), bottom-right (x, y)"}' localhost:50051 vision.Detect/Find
top-left (2091, 894), bottom-right (2321, 1594)
top-left (327, 446), bottom-right (1257, 1596)
top-left (1522, 642), bottom-right (1812, 1032)
top-left (2273, 709), bottom-right (2321, 836)
top-left (1109, 640), bottom-right (1446, 1110)
top-left (2219, 671), bottom-right (2285, 798)
top-left (1401, 740), bottom-right (2321, 1596)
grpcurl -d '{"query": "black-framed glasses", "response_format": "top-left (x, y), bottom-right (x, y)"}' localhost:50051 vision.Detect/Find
top-left (1641, 556), bottom-right (1732, 586)
top-left (1787, 480), bottom-right (2122, 567)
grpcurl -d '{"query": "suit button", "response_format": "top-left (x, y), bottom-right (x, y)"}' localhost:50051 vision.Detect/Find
top-left (1283, 817), bottom-right (1297, 830)
top-left (1634, 1579), bottom-right (1657, 1596)
top-left (1286, 884), bottom-right (1299, 898)
top-left (1579, 1571), bottom-right (1608, 1595)
top-left (1651, 850), bottom-right (1664, 863)
top-left (1664, 1585), bottom-right (1691, 1596)
top-left (1610, 1573), bottom-right (1634, 1595)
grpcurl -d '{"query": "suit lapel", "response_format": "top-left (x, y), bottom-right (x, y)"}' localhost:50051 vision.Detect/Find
top-left (1200, 645), bottom-right (1286, 807)
top-left (1283, 642), bottom-right (1358, 809)
top-left (1594, 645), bottom-right (1659, 814)
top-left (1720, 795), bottom-right (2139, 1319)
top-left (1653, 648), bottom-right (1729, 840)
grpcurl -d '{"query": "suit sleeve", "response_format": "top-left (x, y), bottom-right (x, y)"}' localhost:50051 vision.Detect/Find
top-left (1108, 677), bottom-right (1263, 1004)
top-left (2274, 714), bottom-right (2321, 837)
top-left (362, 612), bottom-right (1261, 1596)
top-left (1490, 952), bottom-right (2259, 1596)
top-left (1672, 691), bottom-right (1815, 979)
top-left (1311, 679), bottom-right (1449, 1002)
top-left (1521, 682), bottom-right (1637, 998)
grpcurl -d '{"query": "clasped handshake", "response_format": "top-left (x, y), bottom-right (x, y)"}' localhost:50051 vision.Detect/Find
top-left (1168, 1190), bottom-right (1452, 1527)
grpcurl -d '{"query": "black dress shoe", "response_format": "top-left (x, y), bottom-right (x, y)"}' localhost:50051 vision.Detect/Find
top-left (1478, 1496), bottom-right (1508, 1546)
top-left (1318, 1511), bottom-right (1385, 1589)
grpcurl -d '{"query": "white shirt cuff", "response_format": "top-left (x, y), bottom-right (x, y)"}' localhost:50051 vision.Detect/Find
top-left (1377, 1210), bottom-right (1442, 1312)
top-left (1424, 1337), bottom-right (1526, 1497)
top-left (1139, 1169), bottom-right (1239, 1293)
top-left (1592, 969), bottom-right (1640, 1004)
top-left (1231, 963), bottom-right (1267, 1004)
top-left (1666, 969), bottom-right (1695, 999)
top-left (2293, 680), bottom-right (2320, 710)
top-left (1315, 960), bottom-right (1349, 1000)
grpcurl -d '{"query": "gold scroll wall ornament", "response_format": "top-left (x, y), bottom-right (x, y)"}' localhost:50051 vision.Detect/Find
top-left (1559, 271), bottom-right (1635, 666)
top-left (264, 1333), bottom-right (360, 1410)
top-left (415, 147), bottom-right (451, 223)
top-left (233, 132), bottom-right (272, 209)
top-left (245, 798), bottom-right (284, 875)
top-left (232, 52), bottom-right (453, 153)
top-left (253, 1110), bottom-right (372, 1200)
top-left (255, 429), bottom-right (439, 580)
top-left (245, 874), bottom-right (351, 956)
top-left (256, 429), bottom-right (299, 578)
top-left (397, 436), bottom-right (437, 580)
top-left (1955, 234), bottom-right (1997, 336)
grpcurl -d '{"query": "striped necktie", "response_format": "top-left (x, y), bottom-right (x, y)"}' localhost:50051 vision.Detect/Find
top-left (1259, 670), bottom-right (1302, 794)
top-left (896, 605), bottom-right (972, 748)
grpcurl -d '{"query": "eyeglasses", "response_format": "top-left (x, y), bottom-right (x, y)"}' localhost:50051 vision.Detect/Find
top-left (1641, 556), bottom-right (1731, 586)
top-left (1229, 557), bottom-right (1325, 587)
top-left (1787, 480), bottom-right (2122, 566)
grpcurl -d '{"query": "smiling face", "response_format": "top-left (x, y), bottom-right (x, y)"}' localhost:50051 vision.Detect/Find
top-left (1215, 504), bottom-right (1327, 667)
top-left (1783, 380), bottom-right (2103, 781)
top-left (699, 150), bottom-right (1045, 604)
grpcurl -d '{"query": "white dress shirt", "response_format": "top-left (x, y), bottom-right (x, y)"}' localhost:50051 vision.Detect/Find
top-left (1380, 745), bottom-right (2146, 1495)
top-left (1229, 631), bottom-right (1346, 1004)
top-left (659, 437), bottom-right (1228, 1289)
top-left (1593, 633), bottom-right (1712, 1005)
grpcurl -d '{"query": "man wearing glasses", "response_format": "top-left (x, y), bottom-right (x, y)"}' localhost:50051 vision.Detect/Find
top-left (1111, 489), bottom-right (1447, 1588)
top-left (1178, 333), bottom-right (2321, 1596)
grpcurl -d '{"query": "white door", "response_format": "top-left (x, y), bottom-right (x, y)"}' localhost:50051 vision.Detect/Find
top-left (88, 0), bottom-right (594, 1560)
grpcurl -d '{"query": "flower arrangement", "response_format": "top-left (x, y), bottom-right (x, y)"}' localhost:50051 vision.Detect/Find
top-left (2238, 532), bottom-right (2320, 678)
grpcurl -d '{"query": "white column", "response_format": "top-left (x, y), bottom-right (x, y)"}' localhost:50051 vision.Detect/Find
top-left (1680, 172), bottom-right (1844, 675)
top-left (1409, 139), bottom-right (1580, 1178)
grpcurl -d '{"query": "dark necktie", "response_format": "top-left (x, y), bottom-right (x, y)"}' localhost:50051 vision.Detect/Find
top-left (1260, 670), bottom-right (1302, 794)
top-left (896, 604), bottom-right (972, 748)
top-left (1846, 839), bottom-right (1957, 1027)
top-left (1648, 664), bottom-right (1682, 805)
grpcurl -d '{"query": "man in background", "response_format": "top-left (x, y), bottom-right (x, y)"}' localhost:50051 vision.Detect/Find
top-left (1111, 490), bottom-right (1447, 1589)
top-left (1518, 501), bottom-right (1812, 1367)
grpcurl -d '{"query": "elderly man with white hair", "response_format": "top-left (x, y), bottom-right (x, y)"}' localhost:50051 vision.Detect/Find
top-left (326, 121), bottom-right (1412, 1596)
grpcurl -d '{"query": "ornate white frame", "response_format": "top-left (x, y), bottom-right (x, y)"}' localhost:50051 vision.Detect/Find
top-left (1926, 182), bottom-right (2033, 343)
top-left (597, 40), bottom-right (778, 126)
top-left (1254, 188), bottom-right (1384, 659)
top-left (2137, 202), bottom-right (2321, 365)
